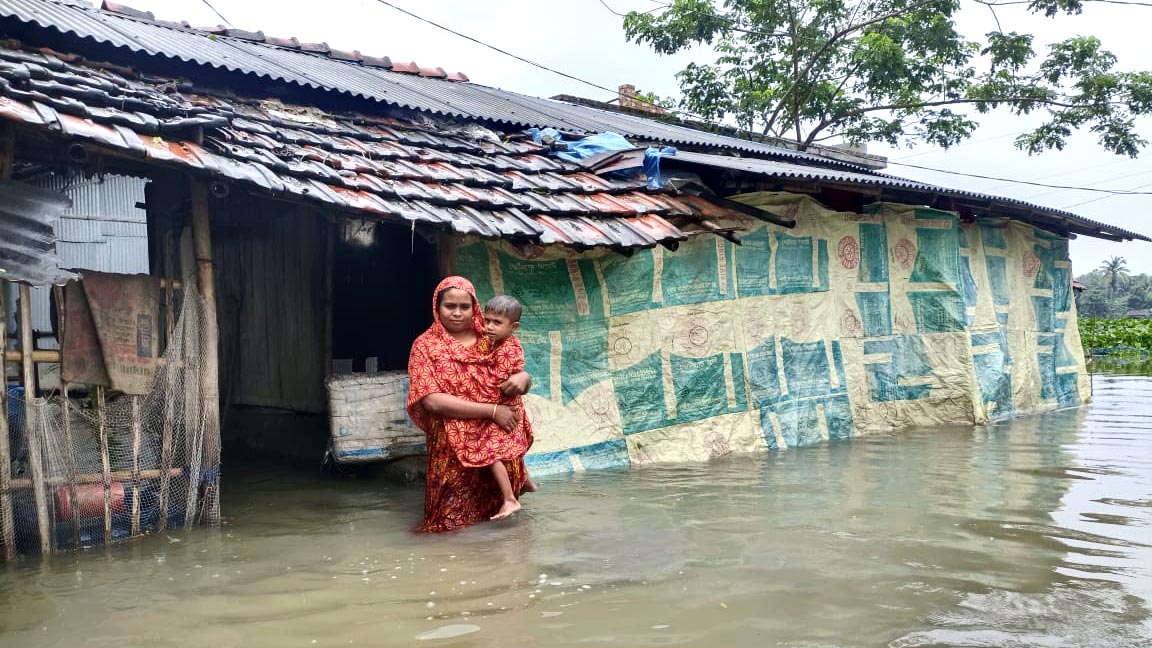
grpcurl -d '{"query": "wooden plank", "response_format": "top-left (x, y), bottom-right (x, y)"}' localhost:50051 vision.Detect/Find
top-left (191, 178), bottom-right (221, 527)
top-left (18, 283), bottom-right (52, 554)
top-left (0, 282), bottom-right (16, 560)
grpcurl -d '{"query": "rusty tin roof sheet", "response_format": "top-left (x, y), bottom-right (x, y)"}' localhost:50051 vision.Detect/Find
top-left (0, 43), bottom-right (698, 248)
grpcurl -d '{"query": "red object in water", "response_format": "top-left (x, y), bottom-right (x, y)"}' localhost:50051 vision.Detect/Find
top-left (55, 482), bottom-right (126, 520)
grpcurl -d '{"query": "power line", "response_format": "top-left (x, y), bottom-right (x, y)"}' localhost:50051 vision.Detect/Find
top-left (975, 0), bottom-right (1152, 7)
top-left (1060, 182), bottom-right (1152, 209)
top-left (887, 161), bottom-right (1152, 194)
top-left (599, 0), bottom-right (667, 17)
top-left (371, 0), bottom-right (684, 117)
top-left (199, 0), bottom-right (233, 27)
top-left (888, 131), bottom-right (1020, 161)
top-left (1016, 166), bottom-right (1152, 201)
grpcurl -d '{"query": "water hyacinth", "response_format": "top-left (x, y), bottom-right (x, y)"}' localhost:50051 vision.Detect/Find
top-left (1079, 318), bottom-right (1152, 355)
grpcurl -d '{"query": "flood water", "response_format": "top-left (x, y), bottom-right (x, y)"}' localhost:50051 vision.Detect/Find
top-left (2, 367), bottom-right (1151, 647)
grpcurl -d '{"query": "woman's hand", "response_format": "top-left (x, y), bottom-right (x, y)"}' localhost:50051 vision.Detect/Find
top-left (492, 404), bottom-right (519, 431)
top-left (498, 371), bottom-right (532, 397)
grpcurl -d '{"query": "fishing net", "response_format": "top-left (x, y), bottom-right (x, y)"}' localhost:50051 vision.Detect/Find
top-left (3, 281), bottom-right (213, 555)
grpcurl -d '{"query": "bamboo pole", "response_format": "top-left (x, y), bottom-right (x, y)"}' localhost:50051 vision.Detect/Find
top-left (0, 124), bottom-right (15, 559)
top-left (129, 396), bottom-right (141, 536)
top-left (157, 235), bottom-right (176, 533)
top-left (3, 349), bottom-right (62, 363)
top-left (95, 385), bottom-right (112, 543)
top-left (11, 468), bottom-right (183, 489)
top-left (18, 284), bottom-right (52, 554)
top-left (0, 282), bottom-right (16, 560)
top-left (53, 285), bottom-right (81, 549)
top-left (191, 178), bottom-right (221, 527)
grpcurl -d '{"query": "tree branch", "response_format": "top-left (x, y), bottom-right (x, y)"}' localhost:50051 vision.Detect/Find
top-left (763, 0), bottom-right (941, 135)
top-left (801, 95), bottom-right (1096, 148)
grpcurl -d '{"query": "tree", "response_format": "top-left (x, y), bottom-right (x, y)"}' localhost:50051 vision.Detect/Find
top-left (1099, 256), bottom-right (1129, 296)
top-left (623, 0), bottom-right (1152, 154)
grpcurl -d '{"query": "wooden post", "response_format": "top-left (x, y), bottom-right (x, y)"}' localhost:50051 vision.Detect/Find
top-left (0, 122), bottom-right (13, 180)
top-left (53, 285), bottom-right (81, 549)
top-left (191, 178), bottom-right (221, 527)
top-left (18, 283), bottom-right (52, 554)
top-left (157, 235), bottom-right (176, 533)
top-left (323, 215), bottom-right (335, 377)
top-left (95, 385), bottom-right (112, 543)
top-left (177, 226), bottom-right (201, 529)
top-left (437, 233), bottom-right (458, 278)
top-left (0, 283), bottom-right (16, 560)
top-left (129, 396), bottom-right (142, 536)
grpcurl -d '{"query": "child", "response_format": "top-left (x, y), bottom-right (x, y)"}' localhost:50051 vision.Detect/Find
top-left (479, 295), bottom-right (537, 519)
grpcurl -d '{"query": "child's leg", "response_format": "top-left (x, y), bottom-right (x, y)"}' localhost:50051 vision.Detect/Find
top-left (523, 471), bottom-right (538, 493)
top-left (490, 461), bottom-right (521, 520)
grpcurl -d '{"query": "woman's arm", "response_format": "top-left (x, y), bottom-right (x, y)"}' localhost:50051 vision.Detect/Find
top-left (498, 371), bottom-right (532, 397)
top-left (421, 393), bottom-right (518, 430)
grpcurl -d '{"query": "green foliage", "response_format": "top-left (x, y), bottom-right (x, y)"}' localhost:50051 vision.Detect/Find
top-left (622, 0), bottom-right (1152, 154)
top-left (1079, 317), bottom-right (1152, 354)
top-left (1075, 258), bottom-right (1150, 319)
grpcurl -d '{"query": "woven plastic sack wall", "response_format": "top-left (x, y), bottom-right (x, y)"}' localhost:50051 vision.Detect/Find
top-left (454, 194), bottom-right (1088, 476)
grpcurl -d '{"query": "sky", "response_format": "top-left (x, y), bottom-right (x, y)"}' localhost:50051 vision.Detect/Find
top-left (119, 0), bottom-right (1152, 276)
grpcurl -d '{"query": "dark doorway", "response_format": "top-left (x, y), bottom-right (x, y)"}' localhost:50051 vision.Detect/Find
top-left (331, 222), bottom-right (440, 372)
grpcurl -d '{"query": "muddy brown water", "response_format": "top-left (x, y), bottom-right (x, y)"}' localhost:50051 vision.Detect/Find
top-left (1, 364), bottom-right (1150, 647)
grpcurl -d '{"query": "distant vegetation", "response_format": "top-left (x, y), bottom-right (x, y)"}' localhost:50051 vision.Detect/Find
top-left (1079, 318), bottom-right (1152, 356)
top-left (1077, 257), bottom-right (1152, 354)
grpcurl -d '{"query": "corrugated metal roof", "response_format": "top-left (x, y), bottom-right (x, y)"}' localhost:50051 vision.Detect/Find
top-left (0, 0), bottom-right (864, 170)
top-left (0, 13), bottom-right (1143, 245)
top-left (0, 43), bottom-right (699, 249)
top-left (667, 150), bottom-right (1150, 242)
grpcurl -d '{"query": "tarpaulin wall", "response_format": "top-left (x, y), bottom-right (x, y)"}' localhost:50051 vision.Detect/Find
top-left (454, 193), bottom-right (1089, 476)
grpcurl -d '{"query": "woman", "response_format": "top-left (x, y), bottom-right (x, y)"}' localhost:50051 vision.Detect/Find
top-left (406, 276), bottom-right (532, 532)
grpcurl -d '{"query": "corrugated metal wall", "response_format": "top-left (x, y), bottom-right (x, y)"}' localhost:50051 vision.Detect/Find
top-left (8, 174), bottom-right (149, 373)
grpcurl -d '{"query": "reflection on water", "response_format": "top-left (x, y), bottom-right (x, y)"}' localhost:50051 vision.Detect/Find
top-left (1090, 356), bottom-right (1152, 376)
top-left (2, 375), bottom-right (1151, 647)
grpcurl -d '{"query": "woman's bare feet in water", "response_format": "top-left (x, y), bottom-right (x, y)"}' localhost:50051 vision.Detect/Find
top-left (523, 477), bottom-right (538, 493)
top-left (491, 498), bottom-right (521, 520)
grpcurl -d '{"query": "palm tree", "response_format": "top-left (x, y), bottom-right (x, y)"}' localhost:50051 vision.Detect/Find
top-left (1099, 256), bottom-right (1129, 297)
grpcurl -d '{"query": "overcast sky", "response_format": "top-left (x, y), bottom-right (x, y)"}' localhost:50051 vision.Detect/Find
top-left (121, 0), bottom-right (1152, 276)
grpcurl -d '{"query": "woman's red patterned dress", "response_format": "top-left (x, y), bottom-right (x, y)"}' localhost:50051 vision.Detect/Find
top-left (406, 276), bottom-right (529, 532)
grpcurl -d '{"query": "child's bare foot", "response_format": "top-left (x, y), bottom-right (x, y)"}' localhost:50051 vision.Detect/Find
top-left (523, 477), bottom-right (538, 494)
top-left (491, 499), bottom-right (521, 520)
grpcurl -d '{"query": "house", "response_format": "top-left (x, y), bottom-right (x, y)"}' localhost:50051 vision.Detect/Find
top-left (0, 0), bottom-right (1145, 554)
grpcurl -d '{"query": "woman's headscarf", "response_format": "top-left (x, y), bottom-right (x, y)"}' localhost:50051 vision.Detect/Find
top-left (407, 276), bottom-right (492, 430)
top-left (429, 275), bottom-right (486, 342)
